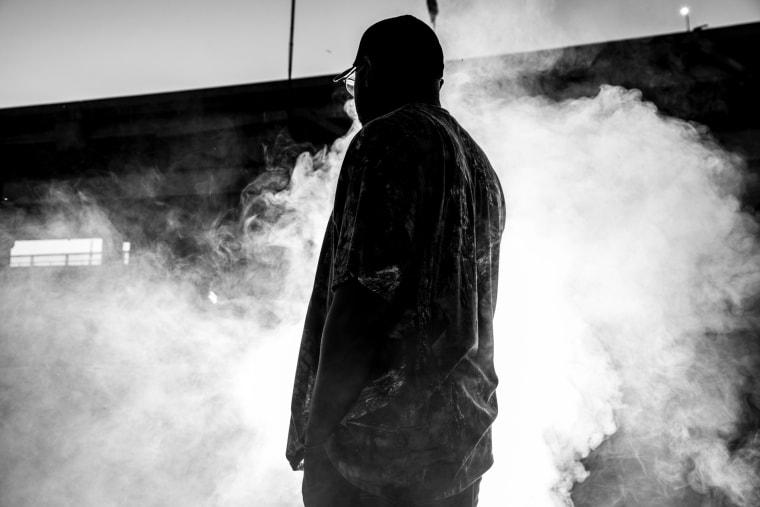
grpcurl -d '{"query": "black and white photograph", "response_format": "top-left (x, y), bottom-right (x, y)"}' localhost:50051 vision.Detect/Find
top-left (1, 1), bottom-right (759, 506)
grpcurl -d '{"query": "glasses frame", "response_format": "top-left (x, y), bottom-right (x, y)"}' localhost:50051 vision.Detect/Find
top-left (335, 65), bottom-right (362, 97)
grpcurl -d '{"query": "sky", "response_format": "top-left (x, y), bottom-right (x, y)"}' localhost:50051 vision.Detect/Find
top-left (0, 0), bottom-right (759, 108)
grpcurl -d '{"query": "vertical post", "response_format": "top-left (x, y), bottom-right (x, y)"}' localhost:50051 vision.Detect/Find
top-left (288, 0), bottom-right (296, 81)
top-left (427, 0), bottom-right (439, 29)
top-left (680, 7), bottom-right (691, 32)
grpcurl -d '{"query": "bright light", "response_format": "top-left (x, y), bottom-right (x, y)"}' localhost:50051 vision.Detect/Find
top-left (680, 6), bottom-right (690, 16)
top-left (122, 242), bottom-right (131, 265)
top-left (10, 238), bottom-right (103, 267)
top-left (208, 291), bottom-right (218, 304)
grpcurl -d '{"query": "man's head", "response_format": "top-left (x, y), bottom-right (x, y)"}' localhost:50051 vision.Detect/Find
top-left (334, 15), bottom-right (444, 124)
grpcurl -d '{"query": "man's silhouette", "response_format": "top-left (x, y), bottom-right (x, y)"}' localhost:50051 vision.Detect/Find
top-left (287, 15), bottom-right (505, 507)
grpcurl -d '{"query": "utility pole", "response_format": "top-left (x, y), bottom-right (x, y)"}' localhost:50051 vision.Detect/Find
top-left (427, 0), bottom-right (439, 28)
top-left (288, 0), bottom-right (296, 80)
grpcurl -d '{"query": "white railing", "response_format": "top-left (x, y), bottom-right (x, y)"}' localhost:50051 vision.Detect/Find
top-left (10, 251), bottom-right (103, 267)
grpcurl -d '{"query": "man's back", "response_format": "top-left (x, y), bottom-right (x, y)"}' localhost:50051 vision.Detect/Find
top-left (288, 102), bottom-right (505, 502)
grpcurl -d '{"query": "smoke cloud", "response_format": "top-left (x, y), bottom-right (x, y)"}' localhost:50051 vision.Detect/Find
top-left (442, 67), bottom-right (760, 507)
top-left (0, 102), bottom-right (359, 506)
top-left (2, 5), bottom-right (759, 507)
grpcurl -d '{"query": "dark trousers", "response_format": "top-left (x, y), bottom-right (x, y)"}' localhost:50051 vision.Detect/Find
top-left (302, 445), bottom-right (480, 507)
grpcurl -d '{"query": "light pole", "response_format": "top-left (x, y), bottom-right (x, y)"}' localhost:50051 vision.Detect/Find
top-left (680, 6), bottom-right (691, 32)
top-left (288, 0), bottom-right (296, 81)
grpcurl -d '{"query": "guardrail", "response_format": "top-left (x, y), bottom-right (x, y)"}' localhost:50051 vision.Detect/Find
top-left (10, 252), bottom-right (103, 267)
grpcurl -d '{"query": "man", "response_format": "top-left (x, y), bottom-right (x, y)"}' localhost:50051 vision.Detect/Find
top-left (286, 15), bottom-right (505, 507)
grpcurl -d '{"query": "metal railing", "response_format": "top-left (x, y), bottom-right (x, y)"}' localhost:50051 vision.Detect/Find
top-left (10, 252), bottom-right (103, 268)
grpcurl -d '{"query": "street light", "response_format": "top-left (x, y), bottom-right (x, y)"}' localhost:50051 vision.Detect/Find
top-left (680, 6), bottom-right (691, 32)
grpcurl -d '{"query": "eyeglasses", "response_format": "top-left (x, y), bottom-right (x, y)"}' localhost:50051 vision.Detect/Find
top-left (333, 65), bottom-right (361, 97)
top-left (344, 70), bottom-right (357, 97)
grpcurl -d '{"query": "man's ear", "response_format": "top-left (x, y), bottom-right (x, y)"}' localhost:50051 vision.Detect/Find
top-left (438, 78), bottom-right (444, 91)
top-left (361, 55), bottom-right (372, 88)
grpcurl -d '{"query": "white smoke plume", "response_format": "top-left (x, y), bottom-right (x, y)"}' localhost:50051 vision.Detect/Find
top-left (435, 0), bottom-right (567, 57)
top-left (442, 72), bottom-right (760, 506)
top-left (0, 102), bottom-right (359, 507)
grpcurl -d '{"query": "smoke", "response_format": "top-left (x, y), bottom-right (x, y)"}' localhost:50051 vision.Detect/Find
top-left (0, 102), bottom-right (359, 506)
top-left (4, 89), bottom-right (758, 507)
top-left (441, 72), bottom-right (760, 505)
top-left (435, 0), bottom-right (568, 58)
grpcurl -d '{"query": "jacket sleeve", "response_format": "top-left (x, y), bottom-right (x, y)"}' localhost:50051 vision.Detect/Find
top-left (331, 123), bottom-right (422, 303)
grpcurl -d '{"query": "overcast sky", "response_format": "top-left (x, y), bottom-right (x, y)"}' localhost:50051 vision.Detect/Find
top-left (0, 0), bottom-right (758, 108)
